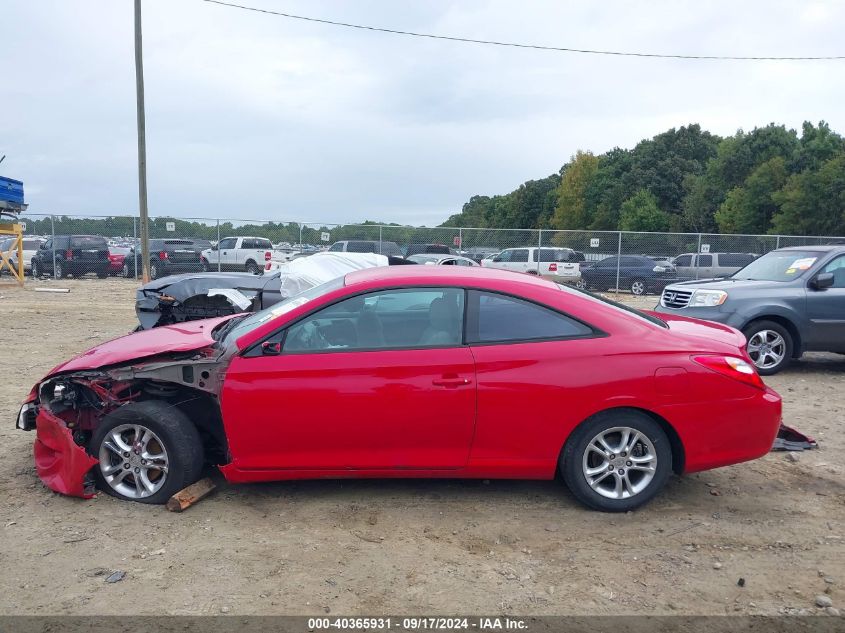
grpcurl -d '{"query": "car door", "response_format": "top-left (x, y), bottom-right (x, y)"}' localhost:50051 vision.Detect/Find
top-left (464, 290), bottom-right (600, 472)
top-left (673, 255), bottom-right (693, 279)
top-left (221, 287), bottom-right (476, 471)
top-left (806, 254), bottom-right (845, 351)
top-left (38, 239), bottom-right (54, 273)
top-left (591, 257), bottom-right (617, 288)
top-left (695, 254), bottom-right (714, 279)
top-left (215, 237), bottom-right (237, 270)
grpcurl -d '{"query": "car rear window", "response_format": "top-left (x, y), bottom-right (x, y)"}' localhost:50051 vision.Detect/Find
top-left (558, 284), bottom-right (668, 328)
top-left (70, 236), bottom-right (107, 249)
top-left (22, 240), bottom-right (42, 249)
top-left (719, 253), bottom-right (756, 267)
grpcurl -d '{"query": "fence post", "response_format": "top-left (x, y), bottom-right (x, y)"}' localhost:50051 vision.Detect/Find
top-left (537, 229), bottom-right (542, 274)
top-left (133, 216), bottom-right (138, 278)
top-left (299, 224), bottom-right (304, 253)
top-left (775, 235), bottom-right (781, 249)
top-left (615, 231), bottom-right (622, 297)
top-left (216, 219), bottom-right (221, 272)
top-left (695, 233), bottom-right (702, 280)
top-left (458, 227), bottom-right (462, 253)
top-left (379, 226), bottom-right (383, 255)
top-left (50, 215), bottom-right (57, 279)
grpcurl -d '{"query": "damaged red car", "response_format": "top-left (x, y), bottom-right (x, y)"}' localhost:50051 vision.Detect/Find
top-left (18, 266), bottom-right (782, 512)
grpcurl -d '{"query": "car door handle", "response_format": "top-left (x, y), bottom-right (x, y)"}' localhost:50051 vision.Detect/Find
top-left (432, 376), bottom-right (472, 388)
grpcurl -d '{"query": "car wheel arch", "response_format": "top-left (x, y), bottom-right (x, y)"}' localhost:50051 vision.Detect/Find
top-left (740, 315), bottom-right (803, 358)
top-left (557, 406), bottom-right (685, 476)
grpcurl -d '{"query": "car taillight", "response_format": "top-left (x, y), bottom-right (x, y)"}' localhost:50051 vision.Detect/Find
top-left (691, 354), bottom-right (765, 390)
top-left (548, 262), bottom-right (558, 272)
top-left (264, 251), bottom-right (271, 261)
top-left (265, 262), bottom-right (271, 271)
top-left (65, 249), bottom-right (73, 260)
top-left (158, 251), bottom-right (168, 260)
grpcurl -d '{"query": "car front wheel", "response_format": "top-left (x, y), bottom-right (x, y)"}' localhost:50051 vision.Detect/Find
top-left (31, 259), bottom-right (40, 278)
top-left (743, 320), bottom-right (792, 375)
top-left (561, 410), bottom-right (672, 512)
top-left (88, 401), bottom-right (204, 504)
top-left (575, 278), bottom-right (588, 290)
top-left (630, 279), bottom-right (646, 296)
top-left (55, 261), bottom-right (67, 278)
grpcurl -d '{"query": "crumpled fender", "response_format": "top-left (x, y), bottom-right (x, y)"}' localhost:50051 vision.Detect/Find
top-left (33, 409), bottom-right (98, 498)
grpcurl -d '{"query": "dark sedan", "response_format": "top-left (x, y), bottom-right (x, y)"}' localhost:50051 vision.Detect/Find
top-left (123, 239), bottom-right (206, 280)
top-left (576, 255), bottom-right (677, 296)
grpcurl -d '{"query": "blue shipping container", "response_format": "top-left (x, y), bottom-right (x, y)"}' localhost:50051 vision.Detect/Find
top-left (0, 176), bottom-right (24, 205)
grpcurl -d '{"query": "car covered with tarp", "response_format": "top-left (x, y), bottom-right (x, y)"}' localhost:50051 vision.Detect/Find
top-left (135, 252), bottom-right (410, 329)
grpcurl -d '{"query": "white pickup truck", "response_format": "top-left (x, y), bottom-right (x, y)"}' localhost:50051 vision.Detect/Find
top-left (201, 236), bottom-right (274, 274)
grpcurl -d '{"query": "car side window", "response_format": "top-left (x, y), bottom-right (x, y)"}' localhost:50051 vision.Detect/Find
top-left (596, 257), bottom-right (616, 268)
top-left (620, 256), bottom-right (641, 266)
top-left (467, 291), bottom-right (593, 344)
top-left (283, 288), bottom-right (465, 353)
top-left (328, 242), bottom-right (344, 252)
top-left (822, 255), bottom-right (845, 288)
top-left (42, 239), bottom-right (52, 250)
top-left (216, 238), bottom-right (235, 250)
top-left (674, 255), bottom-right (692, 267)
top-left (510, 249), bottom-right (529, 263)
top-left (497, 250), bottom-right (512, 262)
top-left (697, 255), bottom-right (713, 267)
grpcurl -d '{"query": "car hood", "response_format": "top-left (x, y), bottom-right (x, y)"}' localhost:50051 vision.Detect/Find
top-left (649, 311), bottom-right (746, 350)
top-left (44, 316), bottom-right (231, 376)
top-left (665, 277), bottom-right (789, 291)
top-left (140, 271), bottom-right (278, 295)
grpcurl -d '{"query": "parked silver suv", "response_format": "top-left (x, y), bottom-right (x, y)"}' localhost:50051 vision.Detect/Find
top-left (655, 246), bottom-right (845, 374)
top-left (672, 252), bottom-right (758, 280)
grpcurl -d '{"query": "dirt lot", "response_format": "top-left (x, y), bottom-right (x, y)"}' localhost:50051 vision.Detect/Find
top-left (0, 277), bottom-right (843, 616)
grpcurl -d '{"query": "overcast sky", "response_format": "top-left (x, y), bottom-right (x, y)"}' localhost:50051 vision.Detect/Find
top-left (2, 0), bottom-right (844, 226)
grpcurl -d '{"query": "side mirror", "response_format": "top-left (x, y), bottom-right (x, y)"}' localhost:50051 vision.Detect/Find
top-left (261, 341), bottom-right (281, 355)
top-left (811, 272), bottom-right (834, 290)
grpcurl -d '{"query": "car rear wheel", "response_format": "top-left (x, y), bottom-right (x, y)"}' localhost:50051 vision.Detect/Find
top-left (575, 278), bottom-right (588, 290)
top-left (743, 320), bottom-right (792, 375)
top-left (122, 262), bottom-right (131, 278)
top-left (149, 261), bottom-right (159, 280)
top-left (31, 259), bottom-right (40, 278)
top-left (630, 279), bottom-right (646, 296)
top-left (201, 259), bottom-right (210, 272)
top-left (561, 410), bottom-right (672, 512)
top-left (55, 261), bottom-right (67, 278)
top-left (88, 401), bottom-right (204, 504)
top-left (245, 260), bottom-right (260, 275)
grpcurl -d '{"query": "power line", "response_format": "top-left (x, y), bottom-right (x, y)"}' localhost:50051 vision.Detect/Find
top-left (199, 0), bottom-right (844, 61)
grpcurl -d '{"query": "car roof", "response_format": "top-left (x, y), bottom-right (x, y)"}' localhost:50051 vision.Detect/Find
top-left (775, 245), bottom-right (845, 252)
top-left (344, 264), bottom-right (557, 289)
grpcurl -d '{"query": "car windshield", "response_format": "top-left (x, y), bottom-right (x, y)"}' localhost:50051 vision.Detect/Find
top-left (557, 283), bottom-right (668, 328)
top-left (217, 276), bottom-right (346, 345)
top-left (732, 250), bottom-right (820, 281)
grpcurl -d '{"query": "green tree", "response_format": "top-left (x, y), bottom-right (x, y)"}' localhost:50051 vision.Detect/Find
top-left (551, 151), bottom-right (599, 229)
top-left (715, 157), bottom-right (789, 234)
top-left (771, 155), bottom-right (845, 236)
top-left (618, 190), bottom-right (671, 232)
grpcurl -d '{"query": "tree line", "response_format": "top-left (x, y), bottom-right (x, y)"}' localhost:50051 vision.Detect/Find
top-left (440, 121), bottom-right (845, 237)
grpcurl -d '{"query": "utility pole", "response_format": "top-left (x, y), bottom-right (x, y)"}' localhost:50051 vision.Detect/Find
top-left (134, 0), bottom-right (151, 283)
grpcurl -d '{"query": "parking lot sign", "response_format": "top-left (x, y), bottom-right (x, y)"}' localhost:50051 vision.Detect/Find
top-left (590, 238), bottom-right (600, 248)
top-left (166, 221), bottom-right (175, 232)
top-left (700, 243), bottom-right (711, 253)
top-left (321, 232), bottom-right (330, 242)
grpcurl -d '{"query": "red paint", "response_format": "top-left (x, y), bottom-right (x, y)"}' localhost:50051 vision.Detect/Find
top-left (33, 409), bottom-right (99, 498)
top-left (30, 266), bottom-right (783, 497)
top-left (46, 316), bottom-right (229, 375)
top-left (107, 253), bottom-right (126, 274)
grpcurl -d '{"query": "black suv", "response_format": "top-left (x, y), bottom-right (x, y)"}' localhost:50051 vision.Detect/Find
top-left (405, 243), bottom-right (453, 257)
top-left (31, 235), bottom-right (110, 278)
top-left (124, 238), bottom-right (205, 280)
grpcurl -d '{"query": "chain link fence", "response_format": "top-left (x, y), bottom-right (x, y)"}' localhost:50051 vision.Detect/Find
top-left (9, 212), bottom-right (845, 296)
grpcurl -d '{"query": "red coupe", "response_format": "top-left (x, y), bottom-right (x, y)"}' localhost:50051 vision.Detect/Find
top-left (18, 266), bottom-right (781, 511)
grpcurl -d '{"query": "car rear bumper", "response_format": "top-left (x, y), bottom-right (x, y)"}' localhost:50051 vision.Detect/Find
top-left (663, 386), bottom-right (782, 473)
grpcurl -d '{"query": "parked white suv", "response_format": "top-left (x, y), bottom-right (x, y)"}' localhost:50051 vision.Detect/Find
top-left (672, 252), bottom-right (758, 280)
top-left (481, 247), bottom-right (583, 278)
top-left (201, 236), bottom-right (273, 274)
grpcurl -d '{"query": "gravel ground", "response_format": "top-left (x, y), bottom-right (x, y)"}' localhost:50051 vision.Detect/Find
top-left (0, 277), bottom-right (842, 616)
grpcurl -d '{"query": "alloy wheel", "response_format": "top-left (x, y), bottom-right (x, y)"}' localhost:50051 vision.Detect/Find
top-left (581, 426), bottom-right (657, 500)
top-left (747, 330), bottom-right (786, 370)
top-left (97, 424), bottom-right (169, 500)
top-left (631, 280), bottom-right (645, 295)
